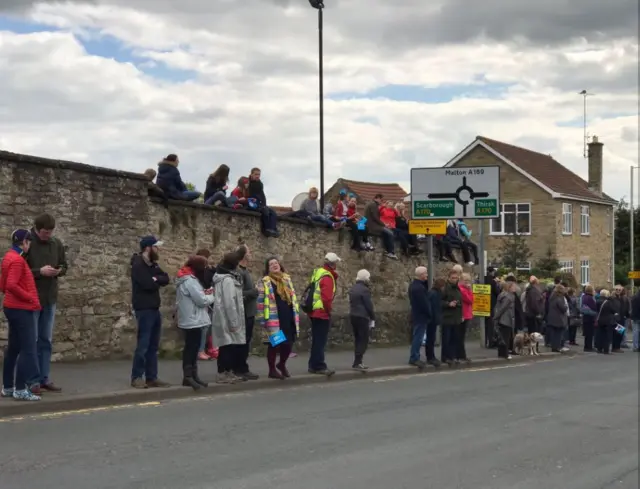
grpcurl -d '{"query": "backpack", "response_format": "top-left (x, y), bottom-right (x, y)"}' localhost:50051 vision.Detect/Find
top-left (300, 275), bottom-right (319, 314)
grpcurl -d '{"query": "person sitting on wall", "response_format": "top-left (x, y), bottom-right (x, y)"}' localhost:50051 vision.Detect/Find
top-left (445, 220), bottom-right (474, 266)
top-left (204, 164), bottom-right (235, 207)
top-left (156, 154), bottom-right (201, 201)
top-left (394, 202), bottom-right (420, 256)
top-left (143, 169), bottom-right (168, 207)
top-left (364, 193), bottom-right (398, 260)
top-left (333, 189), bottom-right (350, 221)
top-left (284, 187), bottom-right (343, 229)
top-left (230, 176), bottom-right (250, 209)
top-left (347, 197), bottom-right (373, 251)
top-left (434, 234), bottom-right (457, 263)
top-left (248, 167), bottom-right (279, 237)
top-left (456, 219), bottom-right (480, 265)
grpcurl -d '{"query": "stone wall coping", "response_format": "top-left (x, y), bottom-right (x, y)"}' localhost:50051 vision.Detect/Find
top-left (0, 151), bottom-right (149, 181)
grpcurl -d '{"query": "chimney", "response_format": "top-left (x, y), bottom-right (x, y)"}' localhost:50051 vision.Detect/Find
top-left (587, 135), bottom-right (603, 195)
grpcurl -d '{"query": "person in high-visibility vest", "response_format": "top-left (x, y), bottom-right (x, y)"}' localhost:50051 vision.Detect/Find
top-left (307, 252), bottom-right (341, 376)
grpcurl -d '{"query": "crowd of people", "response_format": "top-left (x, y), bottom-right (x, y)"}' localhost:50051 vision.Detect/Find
top-left (143, 156), bottom-right (479, 264)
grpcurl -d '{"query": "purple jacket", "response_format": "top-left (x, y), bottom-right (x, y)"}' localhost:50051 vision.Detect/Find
top-left (580, 293), bottom-right (597, 326)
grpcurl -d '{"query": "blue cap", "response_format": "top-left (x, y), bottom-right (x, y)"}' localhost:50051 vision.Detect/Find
top-left (139, 235), bottom-right (163, 250)
top-left (11, 229), bottom-right (32, 244)
top-left (339, 188), bottom-right (347, 196)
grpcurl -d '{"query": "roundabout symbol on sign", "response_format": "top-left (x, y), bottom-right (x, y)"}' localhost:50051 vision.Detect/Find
top-left (427, 176), bottom-right (489, 217)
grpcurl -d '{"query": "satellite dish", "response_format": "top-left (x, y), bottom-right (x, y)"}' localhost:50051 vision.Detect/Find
top-left (291, 192), bottom-right (308, 211)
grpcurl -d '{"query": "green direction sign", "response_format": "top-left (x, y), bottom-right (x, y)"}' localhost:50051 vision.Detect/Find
top-left (474, 198), bottom-right (498, 217)
top-left (413, 200), bottom-right (455, 218)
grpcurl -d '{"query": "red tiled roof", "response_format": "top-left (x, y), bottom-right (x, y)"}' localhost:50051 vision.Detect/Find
top-left (477, 136), bottom-right (616, 204)
top-left (330, 178), bottom-right (408, 203)
top-left (271, 205), bottom-right (292, 213)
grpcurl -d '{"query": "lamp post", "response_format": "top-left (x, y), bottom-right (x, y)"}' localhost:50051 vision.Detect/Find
top-left (309, 0), bottom-right (325, 210)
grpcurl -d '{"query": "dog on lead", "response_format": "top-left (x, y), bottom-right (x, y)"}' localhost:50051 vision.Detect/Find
top-left (514, 332), bottom-right (544, 356)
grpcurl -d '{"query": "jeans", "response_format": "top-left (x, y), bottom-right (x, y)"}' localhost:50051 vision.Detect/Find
top-left (424, 322), bottom-right (438, 361)
top-left (235, 316), bottom-right (255, 374)
top-left (204, 191), bottom-right (231, 206)
top-left (199, 324), bottom-right (211, 352)
top-left (259, 206), bottom-right (278, 233)
top-left (310, 214), bottom-right (335, 228)
top-left (409, 322), bottom-right (427, 362)
top-left (463, 241), bottom-right (479, 263)
top-left (436, 238), bottom-right (456, 262)
top-left (33, 303), bottom-right (56, 384)
top-left (441, 325), bottom-right (456, 361)
top-left (131, 309), bottom-right (162, 381)
top-left (181, 190), bottom-right (201, 201)
top-left (351, 316), bottom-right (370, 365)
top-left (394, 228), bottom-right (410, 254)
top-left (182, 327), bottom-right (202, 370)
top-left (2, 308), bottom-right (38, 391)
top-left (308, 317), bottom-right (331, 371)
top-left (632, 321), bottom-right (640, 350)
top-left (379, 228), bottom-right (395, 254)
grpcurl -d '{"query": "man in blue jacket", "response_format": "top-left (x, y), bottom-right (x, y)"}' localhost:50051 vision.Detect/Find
top-left (408, 266), bottom-right (431, 368)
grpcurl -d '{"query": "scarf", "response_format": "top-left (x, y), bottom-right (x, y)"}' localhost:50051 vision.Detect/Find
top-left (269, 271), bottom-right (292, 305)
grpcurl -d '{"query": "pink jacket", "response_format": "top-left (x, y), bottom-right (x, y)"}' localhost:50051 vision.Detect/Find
top-left (460, 285), bottom-right (474, 320)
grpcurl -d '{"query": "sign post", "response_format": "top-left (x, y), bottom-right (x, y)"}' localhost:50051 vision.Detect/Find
top-left (472, 284), bottom-right (492, 317)
top-left (628, 271), bottom-right (640, 280)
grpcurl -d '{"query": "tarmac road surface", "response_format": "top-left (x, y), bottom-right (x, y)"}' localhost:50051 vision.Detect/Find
top-left (0, 353), bottom-right (637, 489)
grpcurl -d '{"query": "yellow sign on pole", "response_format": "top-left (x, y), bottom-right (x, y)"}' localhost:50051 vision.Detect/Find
top-left (472, 283), bottom-right (491, 317)
top-left (408, 219), bottom-right (447, 235)
top-left (628, 271), bottom-right (640, 279)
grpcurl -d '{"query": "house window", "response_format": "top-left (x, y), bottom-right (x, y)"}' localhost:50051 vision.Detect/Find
top-left (490, 203), bottom-right (531, 235)
top-left (562, 203), bottom-right (573, 234)
top-left (580, 260), bottom-right (590, 285)
top-left (516, 262), bottom-right (531, 272)
top-left (559, 260), bottom-right (574, 275)
top-left (580, 205), bottom-right (590, 235)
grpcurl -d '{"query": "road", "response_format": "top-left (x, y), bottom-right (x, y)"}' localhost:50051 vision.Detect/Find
top-left (0, 354), bottom-right (637, 489)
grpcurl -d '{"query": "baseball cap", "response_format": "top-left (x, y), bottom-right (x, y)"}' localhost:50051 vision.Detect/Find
top-left (139, 235), bottom-right (164, 249)
top-left (11, 228), bottom-right (32, 244)
top-left (339, 189), bottom-right (347, 196)
top-left (324, 252), bottom-right (341, 263)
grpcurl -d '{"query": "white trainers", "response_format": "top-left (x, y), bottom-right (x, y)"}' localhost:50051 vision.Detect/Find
top-left (466, 261), bottom-right (475, 266)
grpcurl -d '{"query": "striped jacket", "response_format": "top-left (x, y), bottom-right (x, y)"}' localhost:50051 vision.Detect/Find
top-left (256, 275), bottom-right (300, 339)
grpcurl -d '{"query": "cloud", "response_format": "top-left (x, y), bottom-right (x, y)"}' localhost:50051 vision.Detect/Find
top-left (0, 0), bottom-right (637, 206)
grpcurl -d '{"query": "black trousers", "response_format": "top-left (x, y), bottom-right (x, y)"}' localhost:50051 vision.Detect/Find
top-left (611, 326), bottom-right (623, 350)
top-left (217, 344), bottom-right (237, 373)
top-left (424, 322), bottom-right (438, 361)
top-left (497, 325), bottom-right (513, 358)
top-left (485, 317), bottom-right (495, 348)
top-left (235, 316), bottom-right (255, 374)
top-left (583, 321), bottom-right (594, 351)
top-left (525, 315), bottom-right (540, 334)
top-left (351, 316), bottom-right (370, 365)
top-left (548, 325), bottom-right (564, 351)
top-left (182, 327), bottom-right (203, 370)
top-left (596, 324), bottom-right (614, 353)
top-left (568, 322), bottom-right (579, 343)
top-left (463, 241), bottom-right (479, 263)
top-left (454, 320), bottom-right (469, 360)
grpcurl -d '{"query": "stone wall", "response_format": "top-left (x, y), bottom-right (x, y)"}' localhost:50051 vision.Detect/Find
top-left (0, 151), bottom-right (448, 361)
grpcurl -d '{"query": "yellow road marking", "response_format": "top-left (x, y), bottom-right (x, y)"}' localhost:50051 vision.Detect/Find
top-left (0, 401), bottom-right (161, 424)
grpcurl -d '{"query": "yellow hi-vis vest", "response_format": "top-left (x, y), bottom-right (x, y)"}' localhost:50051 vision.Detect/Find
top-left (311, 268), bottom-right (336, 311)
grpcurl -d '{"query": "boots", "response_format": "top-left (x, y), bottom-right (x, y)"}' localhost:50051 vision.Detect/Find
top-left (192, 363), bottom-right (208, 388)
top-left (182, 365), bottom-right (201, 391)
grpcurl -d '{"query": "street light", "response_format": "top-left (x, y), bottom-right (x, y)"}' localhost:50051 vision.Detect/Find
top-left (309, 0), bottom-right (325, 209)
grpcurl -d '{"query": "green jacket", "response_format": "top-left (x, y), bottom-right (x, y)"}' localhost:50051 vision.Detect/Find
top-left (26, 230), bottom-right (68, 306)
top-left (441, 282), bottom-right (463, 326)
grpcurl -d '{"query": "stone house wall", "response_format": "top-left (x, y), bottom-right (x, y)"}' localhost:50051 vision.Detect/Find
top-left (0, 151), bottom-right (448, 361)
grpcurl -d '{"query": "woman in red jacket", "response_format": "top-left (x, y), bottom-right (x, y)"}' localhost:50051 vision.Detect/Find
top-left (456, 272), bottom-right (474, 364)
top-left (1, 229), bottom-right (42, 401)
top-left (379, 201), bottom-right (398, 229)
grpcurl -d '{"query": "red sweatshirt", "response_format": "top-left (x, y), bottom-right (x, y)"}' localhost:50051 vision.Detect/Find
top-left (460, 284), bottom-right (474, 320)
top-left (309, 265), bottom-right (339, 320)
top-left (380, 206), bottom-right (397, 229)
top-left (0, 248), bottom-right (41, 311)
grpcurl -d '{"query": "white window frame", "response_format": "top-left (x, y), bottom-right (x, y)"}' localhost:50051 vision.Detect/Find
top-left (562, 203), bottom-right (573, 235)
top-left (559, 260), bottom-right (574, 275)
top-left (490, 203), bottom-right (532, 235)
top-left (580, 205), bottom-right (590, 235)
top-left (516, 262), bottom-right (531, 272)
top-left (580, 259), bottom-right (590, 285)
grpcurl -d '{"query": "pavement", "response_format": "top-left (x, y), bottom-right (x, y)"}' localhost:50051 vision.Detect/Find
top-left (0, 341), bottom-right (575, 417)
top-left (0, 352), bottom-right (637, 489)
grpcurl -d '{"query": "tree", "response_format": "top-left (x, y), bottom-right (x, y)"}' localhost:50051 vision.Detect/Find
top-left (497, 233), bottom-right (532, 273)
top-left (533, 246), bottom-right (560, 277)
top-left (184, 182), bottom-right (204, 203)
top-left (613, 199), bottom-right (640, 285)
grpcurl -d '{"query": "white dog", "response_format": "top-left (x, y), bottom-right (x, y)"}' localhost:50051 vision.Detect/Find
top-left (528, 332), bottom-right (544, 356)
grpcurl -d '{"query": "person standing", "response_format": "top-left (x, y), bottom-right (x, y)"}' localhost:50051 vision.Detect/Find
top-left (175, 255), bottom-right (214, 390)
top-left (130, 235), bottom-right (171, 388)
top-left (194, 248), bottom-right (217, 361)
top-left (610, 285), bottom-right (626, 353)
top-left (257, 256), bottom-right (300, 379)
top-left (524, 276), bottom-right (544, 336)
top-left (26, 213), bottom-right (68, 393)
top-left (1, 230), bottom-right (41, 401)
top-left (440, 269), bottom-right (462, 366)
top-left (630, 287), bottom-right (640, 352)
top-left (408, 266), bottom-right (431, 368)
top-left (211, 251), bottom-right (246, 384)
top-left (546, 284), bottom-right (570, 353)
top-left (425, 278), bottom-right (445, 367)
top-left (457, 273), bottom-right (473, 363)
top-left (349, 269), bottom-right (375, 371)
top-left (595, 289), bottom-right (618, 354)
top-left (307, 252), bottom-right (340, 376)
top-left (493, 281), bottom-right (516, 359)
top-left (580, 285), bottom-right (598, 352)
top-left (567, 288), bottom-right (581, 346)
top-left (484, 267), bottom-right (501, 348)
top-left (235, 245), bottom-right (260, 380)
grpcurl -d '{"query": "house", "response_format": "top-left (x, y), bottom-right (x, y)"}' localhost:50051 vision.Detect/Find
top-left (323, 178), bottom-right (408, 207)
top-left (443, 135), bottom-right (617, 286)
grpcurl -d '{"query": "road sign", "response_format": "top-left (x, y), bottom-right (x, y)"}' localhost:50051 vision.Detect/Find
top-left (472, 283), bottom-right (492, 317)
top-left (410, 166), bottom-right (500, 219)
top-left (408, 219), bottom-right (446, 235)
top-left (628, 271), bottom-right (640, 279)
